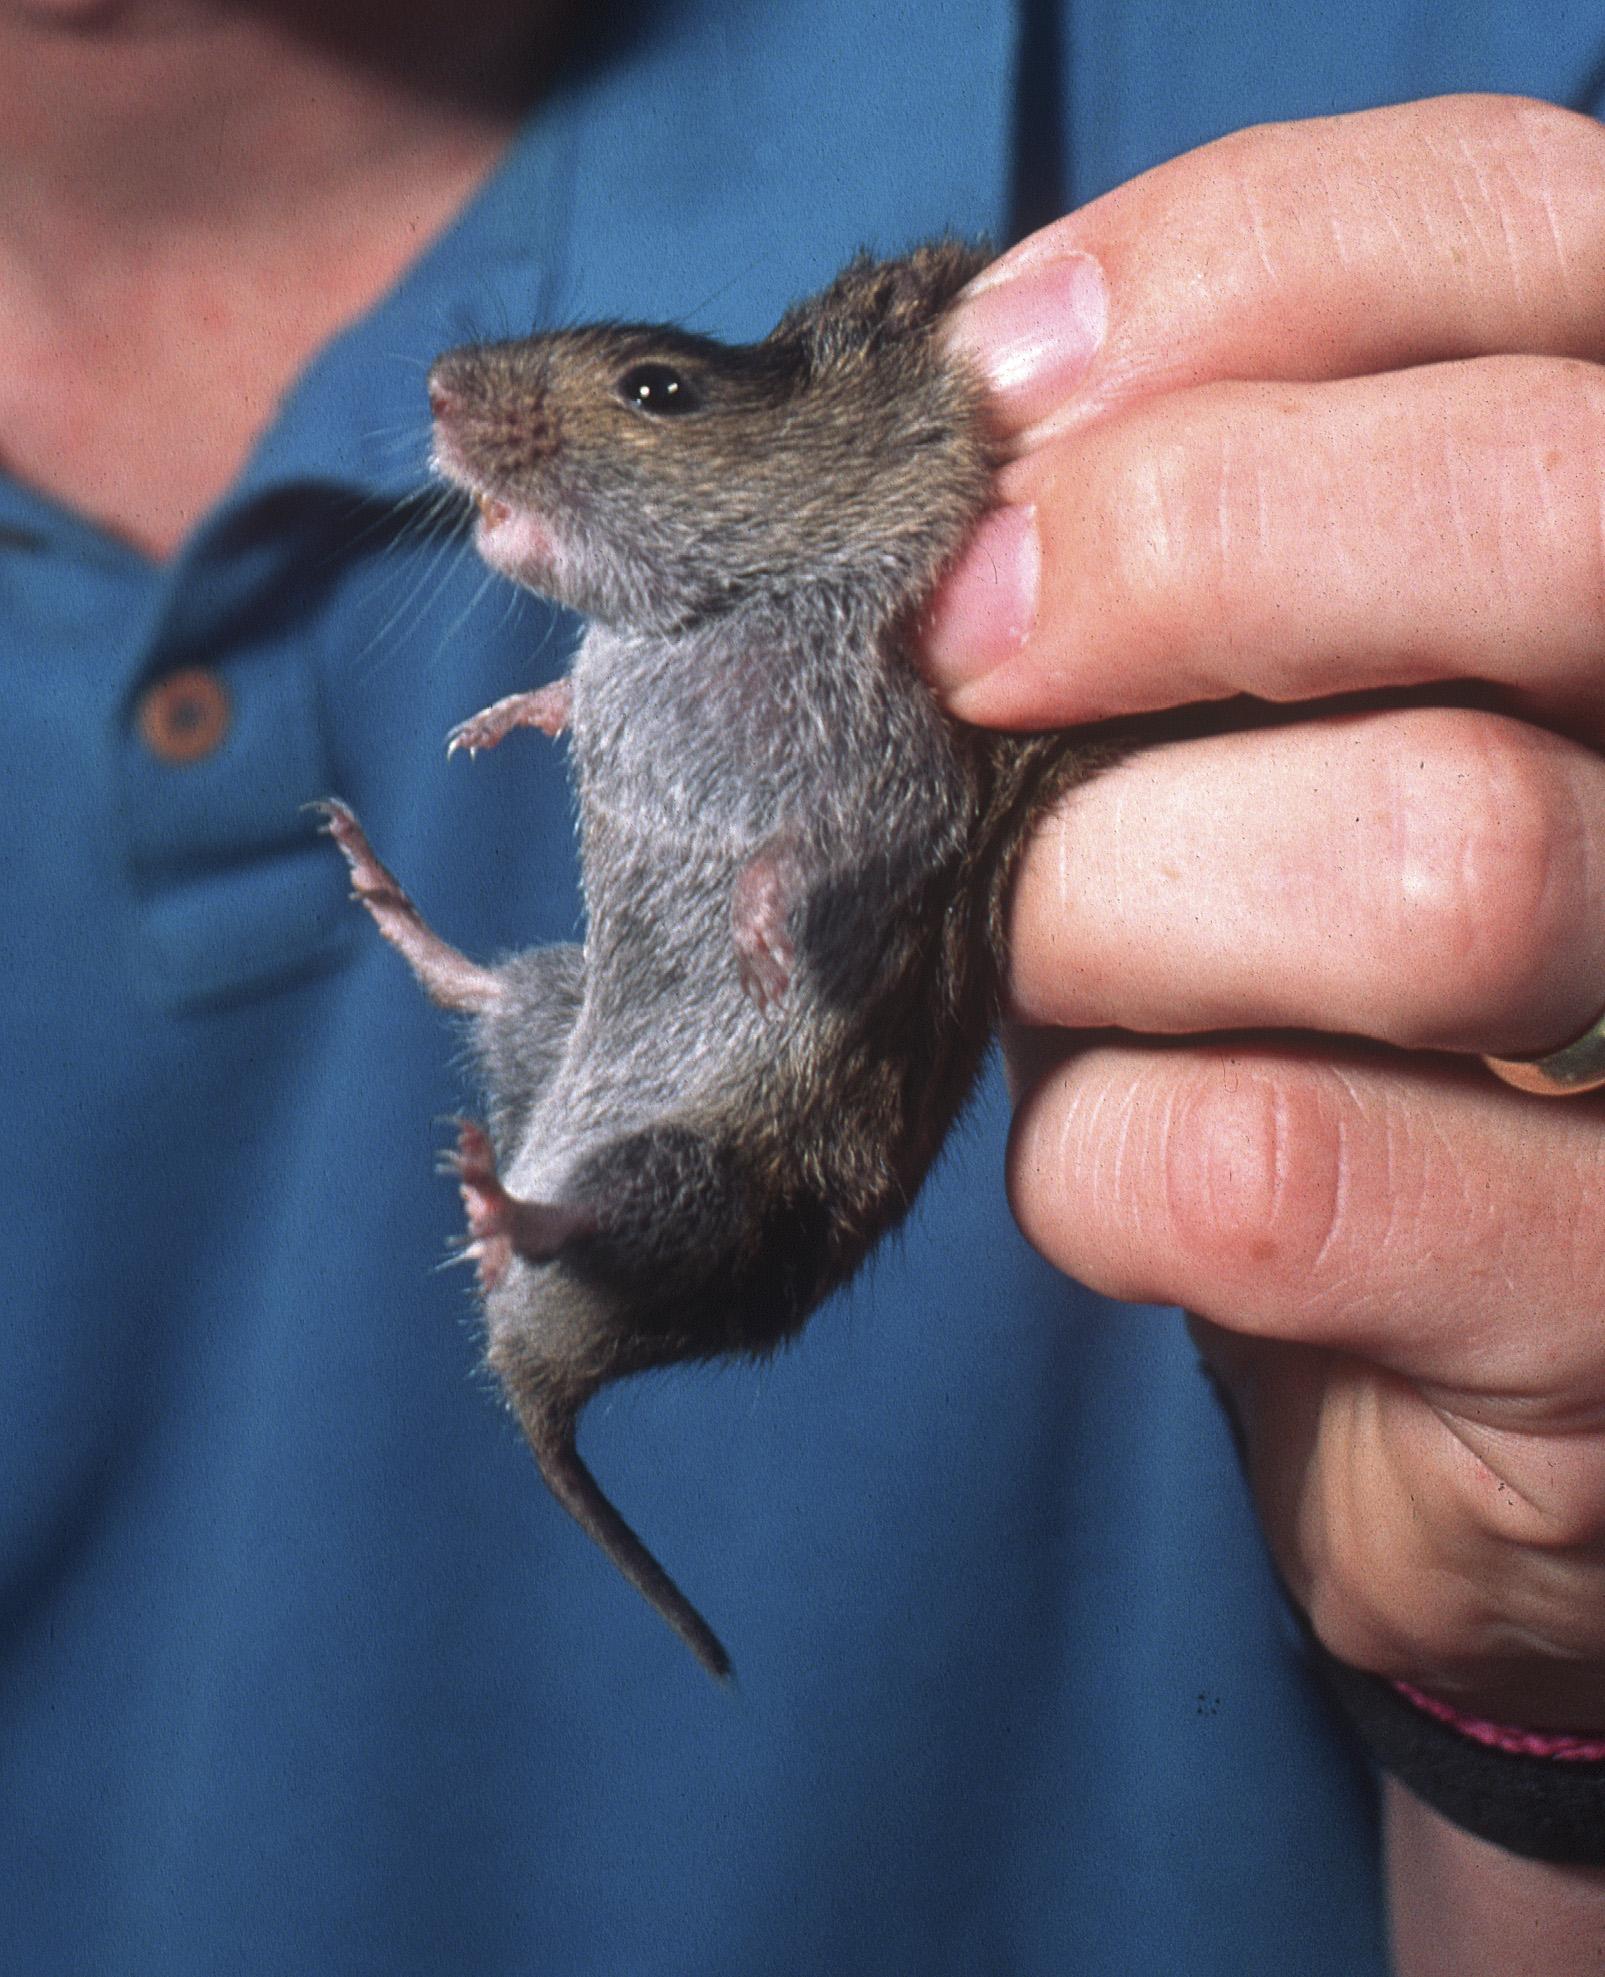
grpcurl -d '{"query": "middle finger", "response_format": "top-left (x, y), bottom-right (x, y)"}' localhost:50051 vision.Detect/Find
top-left (924, 354), bottom-right (1605, 733)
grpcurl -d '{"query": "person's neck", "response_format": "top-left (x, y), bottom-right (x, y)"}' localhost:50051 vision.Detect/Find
top-left (0, 0), bottom-right (572, 555)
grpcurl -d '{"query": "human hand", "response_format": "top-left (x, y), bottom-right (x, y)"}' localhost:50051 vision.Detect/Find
top-left (924, 94), bottom-right (1605, 1734)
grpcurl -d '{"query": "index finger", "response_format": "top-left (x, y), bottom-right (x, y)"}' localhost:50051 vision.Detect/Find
top-left (948, 94), bottom-right (1605, 449)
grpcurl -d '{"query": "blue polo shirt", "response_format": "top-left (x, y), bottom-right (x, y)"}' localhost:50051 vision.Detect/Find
top-left (4, 4), bottom-right (1599, 1971)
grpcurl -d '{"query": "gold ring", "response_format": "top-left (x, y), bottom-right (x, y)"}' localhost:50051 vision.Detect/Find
top-left (1483, 1005), bottom-right (1605, 1096)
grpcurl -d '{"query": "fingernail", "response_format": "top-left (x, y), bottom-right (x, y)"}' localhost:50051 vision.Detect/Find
top-left (945, 250), bottom-right (1107, 427)
top-left (921, 502), bottom-right (1040, 692)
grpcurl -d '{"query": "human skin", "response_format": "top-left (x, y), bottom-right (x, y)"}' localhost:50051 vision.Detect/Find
top-left (0, 0), bottom-right (575, 556)
top-left (925, 94), bottom-right (1605, 1969)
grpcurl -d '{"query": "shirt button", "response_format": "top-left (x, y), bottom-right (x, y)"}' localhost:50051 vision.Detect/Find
top-left (136, 667), bottom-right (231, 765)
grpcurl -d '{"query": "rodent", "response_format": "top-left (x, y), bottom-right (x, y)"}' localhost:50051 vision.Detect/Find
top-left (316, 240), bottom-right (1109, 1679)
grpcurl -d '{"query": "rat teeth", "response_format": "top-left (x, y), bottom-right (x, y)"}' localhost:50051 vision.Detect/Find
top-left (474, 491), bottom-right (512, 527)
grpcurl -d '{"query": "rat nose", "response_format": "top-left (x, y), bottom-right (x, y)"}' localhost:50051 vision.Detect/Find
top-left (427, 378), bottom-right (458, 420)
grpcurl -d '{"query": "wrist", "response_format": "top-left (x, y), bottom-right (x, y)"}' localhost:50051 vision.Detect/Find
top-left (1385, 1778), bottom-right (1605, 1977)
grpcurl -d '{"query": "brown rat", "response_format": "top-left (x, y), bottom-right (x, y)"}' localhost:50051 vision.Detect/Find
top-left (316, 241), bottom-right (1109, 1679)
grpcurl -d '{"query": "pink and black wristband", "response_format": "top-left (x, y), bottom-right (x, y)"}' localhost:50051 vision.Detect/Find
top-left (1310, 1641), bottom-right (1605, 1866)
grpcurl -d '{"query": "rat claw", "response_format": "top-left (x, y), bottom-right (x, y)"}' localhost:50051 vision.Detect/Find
top-left (445, 682), bottom-right (571, 758)
top-left (312, 797), bottom-right (405, 907)
top-left (442, 1119), bottom-right (506, 1251)
top-left (436, 1237), bottom-right (480, 1273)
top-left (313, 802), bottom-right (504, 1014)
top-left (441, 1119), bottom-right (597, 1291)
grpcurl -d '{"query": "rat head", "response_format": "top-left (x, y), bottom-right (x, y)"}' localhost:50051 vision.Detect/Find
top-left (428, 241), bottom-right (995, 634)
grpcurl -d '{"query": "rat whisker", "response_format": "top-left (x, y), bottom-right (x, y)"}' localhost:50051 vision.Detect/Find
top-left (434, 563), bottom-right (503, 656)
top-left (327, 491), bottom-right (457, 575)
top-left (350, 521), bottom-right (476, 677)
top-left (670, 252), bottom-right (777, 334)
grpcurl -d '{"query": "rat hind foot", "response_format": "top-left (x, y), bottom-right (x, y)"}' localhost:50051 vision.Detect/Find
top-left (311, 799), bottom-right (503, 1013)
top-left (446, 682), bottom-right (571, 758)
top-left (444, 1118), bottom-right (598, 1291)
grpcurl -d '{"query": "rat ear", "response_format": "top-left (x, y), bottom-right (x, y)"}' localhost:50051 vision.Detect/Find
top-left (769, 238), bottom-right (989, 366)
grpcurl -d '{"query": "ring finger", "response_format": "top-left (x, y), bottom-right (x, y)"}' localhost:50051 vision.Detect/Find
top-left (1009, 704), bottom-right (1605, 1058)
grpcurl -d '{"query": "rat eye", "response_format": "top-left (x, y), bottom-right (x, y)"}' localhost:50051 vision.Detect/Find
top-left (616, 362), bottom-right (702, 415)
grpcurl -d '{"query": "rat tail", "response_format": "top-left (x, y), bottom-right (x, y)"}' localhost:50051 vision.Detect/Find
top-left (523, 1405), bottom-right (734, 1684)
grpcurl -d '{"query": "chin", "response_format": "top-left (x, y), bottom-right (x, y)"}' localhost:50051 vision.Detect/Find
top-left (471, 498), bottom-right (563, 596)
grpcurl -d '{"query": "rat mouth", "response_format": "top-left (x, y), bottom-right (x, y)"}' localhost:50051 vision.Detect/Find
top-left (432, 427), bottom-right (561, 594)
top-left (463, 486), bottom-right (560, 595)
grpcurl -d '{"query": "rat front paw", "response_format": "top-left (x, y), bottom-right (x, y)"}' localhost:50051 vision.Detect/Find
top-left (310, 799), bottom-right (504, 1014)
top-left (445, 682), bottom-right (571, 758)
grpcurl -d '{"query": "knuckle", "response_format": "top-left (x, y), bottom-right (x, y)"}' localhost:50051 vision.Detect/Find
top-left (1378, 711), bottom-right (1595, 1042)
top-left (1478, 92), bottom-right (1605, 190)
top-left (1299, 1419), bottom-right (1470, 1677)
top-left (1102, 412), bottom-right (1236, 651)
top-left (1196, 92), bottom-right (1605, 205)
top-left (1462, 1443), bottom-right (1605, 1555)
top-left (1551, 359), bottom-right (1605, 645)
top-left (1444, 98), bottom-right (1605, 327)
top-left (1188, 118), bottom-right (1294, 214)
top-left (1416, 95), bottom-right (1605, 233)
top-left (1187, 110), bottom-right (1324, 190)
top-left (1304, 1555), bottom-right (1421, 1679)
top-left (1159, 1057), bottom-right (1346, 1294)
top-left (1461, 353), bottom-right (1605, 659)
